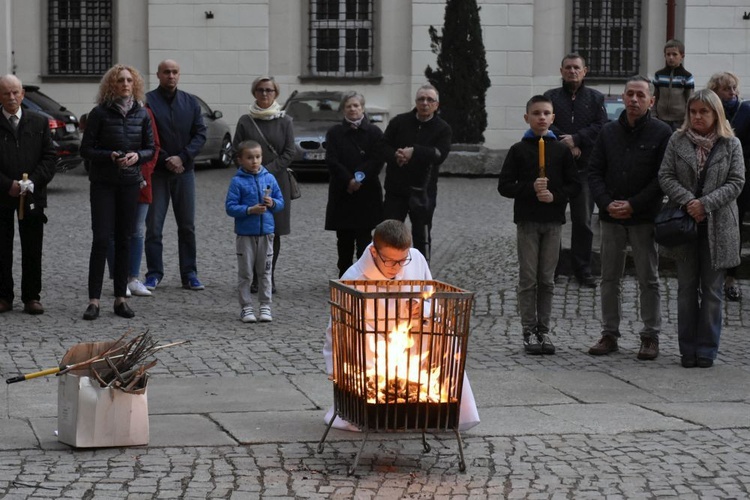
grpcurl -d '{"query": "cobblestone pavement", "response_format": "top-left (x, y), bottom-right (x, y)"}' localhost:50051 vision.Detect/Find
top-left (1, 167), bottom-right (749, 499)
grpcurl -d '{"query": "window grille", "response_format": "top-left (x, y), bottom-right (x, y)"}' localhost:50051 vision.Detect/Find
top-left (48, 0), bottom-right (112, 76)
top-left (572, 0), bottom-right (641, 78)
top-left (309, 0), bottom-right (374, 78)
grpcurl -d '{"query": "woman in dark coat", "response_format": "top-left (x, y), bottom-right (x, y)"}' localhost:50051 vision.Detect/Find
top-left (324, 92), bottom-right (384, 276)
top-left (707, 71), bottom-right (750, 301)
top-left (81, 64), bottom-right (155, 320)
top-left (233, 76), bottom-right (295, 292)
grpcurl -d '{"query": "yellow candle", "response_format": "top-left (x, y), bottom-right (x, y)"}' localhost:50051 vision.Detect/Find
top-left (538, 137), bottom-right (546, 178)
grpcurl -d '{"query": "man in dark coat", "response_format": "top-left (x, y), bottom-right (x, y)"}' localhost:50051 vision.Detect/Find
top-left (544, 53), bottom-right (608, 287)
top-left (0, 74), bottom-right (56, 314)
top-left (380, 84), bottom-right (451, 262)
top-left (587, 75), bottom-right (673, 361)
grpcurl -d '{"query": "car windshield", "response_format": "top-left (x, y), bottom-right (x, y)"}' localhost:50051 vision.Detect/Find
top-left (285, 98), bottom-right (341, 122)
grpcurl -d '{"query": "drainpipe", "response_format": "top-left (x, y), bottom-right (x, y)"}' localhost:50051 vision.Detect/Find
top-left (666, 0), bottom-right (676, 41)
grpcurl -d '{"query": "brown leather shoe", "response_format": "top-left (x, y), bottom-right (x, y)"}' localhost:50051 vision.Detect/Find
top-left (588, 335), bottom-right (618, 355)
top-left (23, 300), bottom-right (44, 315)
top-left (0, 298), bottom-right (12, 313)
top-left (637, 338), bottom-right (659, 360)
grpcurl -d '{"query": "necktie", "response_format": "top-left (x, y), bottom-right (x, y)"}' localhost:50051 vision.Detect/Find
top-left (9, 115), bottom-right (18, 129)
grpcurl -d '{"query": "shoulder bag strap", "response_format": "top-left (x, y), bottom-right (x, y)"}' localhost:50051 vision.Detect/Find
top-left (249, 116), bottom-right (279, 160)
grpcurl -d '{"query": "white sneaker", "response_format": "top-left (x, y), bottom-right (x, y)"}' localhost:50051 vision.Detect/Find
top-left (259, 304), bottom-right (273, 322)
top-left (128, 279), bottom-right (152, 297)
top-left (126, 286), bottom-right (132, 298)
top-left (240, 306), bottom-right (257, 323)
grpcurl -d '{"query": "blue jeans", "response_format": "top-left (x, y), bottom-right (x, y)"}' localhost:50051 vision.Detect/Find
top-left (676, 226), bottom-right (724, 360)
top-left (145, 170), bottom-right (197, 283)
top-left (517, 222), bottom-right (562, 335)
top-left (108, 202), bottom-right (148, 278)
top-left (599, 221), bottom-right (661, 340)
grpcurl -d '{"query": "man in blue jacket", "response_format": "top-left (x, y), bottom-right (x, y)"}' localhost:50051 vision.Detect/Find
top-left (144, 59), bottom-right (207, 291)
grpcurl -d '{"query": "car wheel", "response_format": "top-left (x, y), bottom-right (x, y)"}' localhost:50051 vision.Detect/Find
top-left (213, 135), bottom-right (233, 168)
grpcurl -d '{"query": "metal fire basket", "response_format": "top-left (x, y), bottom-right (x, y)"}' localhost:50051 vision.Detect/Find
top-left (318, 279), bottom-right (474, 475)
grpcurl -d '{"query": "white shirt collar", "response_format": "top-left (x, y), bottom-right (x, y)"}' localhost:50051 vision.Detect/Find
top-left (2, 108), bottom-right (22, 122)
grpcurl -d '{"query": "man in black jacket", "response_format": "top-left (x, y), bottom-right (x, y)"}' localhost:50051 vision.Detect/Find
top-left (587, 76), bottom-right (673, 361)
top-left (380, 84), bottom-right (451, 262)
top-left (544, 54), bottom-right (608, 287)
top-left (0, 74), bottom-right (56, 314)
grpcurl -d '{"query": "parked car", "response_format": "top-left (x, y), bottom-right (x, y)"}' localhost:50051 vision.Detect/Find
top-left (22, 85), bottom-right (82, 172)
top-left (281, 90), bottom-right (387, 174)
top-left (193, 95), bottom-right (232, 168)
top-left (604, 95), bottom-right (625, 122)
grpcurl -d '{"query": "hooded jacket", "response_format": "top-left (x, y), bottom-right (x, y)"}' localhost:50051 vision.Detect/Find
top-left (225, 166), bottom-right (284, 236)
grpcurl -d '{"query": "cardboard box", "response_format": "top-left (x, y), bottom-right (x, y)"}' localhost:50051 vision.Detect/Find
top-left (57, 341), bottom-right (149, 448)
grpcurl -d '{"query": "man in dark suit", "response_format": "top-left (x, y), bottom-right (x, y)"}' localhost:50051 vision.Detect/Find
top-left (0, 74), bottom-right (56, 314)
top-left (380, 84), bottom-right (452, 262)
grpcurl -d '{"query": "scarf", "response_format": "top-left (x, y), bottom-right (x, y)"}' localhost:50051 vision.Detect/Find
top-left (346, 116), bottom-right (364, 129)
top-left (113, 96), bottom-right (133, 117)
top-left (248, 101), bottom-right (284, 120)
top-left (685, 128), bottom-right (718, 172)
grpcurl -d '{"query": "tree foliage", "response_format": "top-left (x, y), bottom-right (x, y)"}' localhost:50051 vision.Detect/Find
top-left (425, 0), bottom-right (491, 144)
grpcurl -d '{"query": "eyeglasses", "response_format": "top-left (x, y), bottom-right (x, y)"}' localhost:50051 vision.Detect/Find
top-left (374, 247), bottom-right (412, 268)
top-left (416, 97), bottom-right (437, 104)
top-left (255, 88), bottom-right (276, 94)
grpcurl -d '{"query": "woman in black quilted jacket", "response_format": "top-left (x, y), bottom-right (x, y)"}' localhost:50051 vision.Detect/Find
top-left (80, 64), bottom-right (154, 320)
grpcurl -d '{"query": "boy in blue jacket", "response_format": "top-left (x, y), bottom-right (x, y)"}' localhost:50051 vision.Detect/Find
top-left (225, 140), bottom-right (284, 323)
top-left (498, 96), bottom-right (580, 355)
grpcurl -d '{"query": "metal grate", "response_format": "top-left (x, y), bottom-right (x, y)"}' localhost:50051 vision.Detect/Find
top-left (48, 0), bottom-right (112, 76)
top-left (571, 0), bottom-right (641, 79)
top-left (309, 0), bottom-right (374, 78)
top-left (319, 279), bottom-right (474, 475)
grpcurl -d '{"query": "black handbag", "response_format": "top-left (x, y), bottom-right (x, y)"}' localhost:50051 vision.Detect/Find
top-left (653, 206), bottom-right (697, 247)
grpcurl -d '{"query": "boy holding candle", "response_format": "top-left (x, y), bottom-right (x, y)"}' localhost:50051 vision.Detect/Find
top-left (498, 95), bottom-right (581, 354)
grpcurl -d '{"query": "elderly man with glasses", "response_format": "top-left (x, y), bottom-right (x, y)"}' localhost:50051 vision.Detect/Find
top-left (379, 84), bottom-right (452, 262)
top-left (322, 219), bottom-right (480, 432)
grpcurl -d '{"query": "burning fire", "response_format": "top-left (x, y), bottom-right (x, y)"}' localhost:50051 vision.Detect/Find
top-left (363, 318), bottom-right (450, 404)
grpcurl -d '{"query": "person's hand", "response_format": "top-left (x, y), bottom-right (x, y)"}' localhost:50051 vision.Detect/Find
top-left (686, 199), bottom-right (706, 222)
top-left (8, 180), bottom-right (21, 197)
top-left (536, 189), bottom-right (554, 203)
top-left (247, 203), bottom-right (267, 215)
top-left (560, 134), bottom-right (576, 149)
top-left (571, 146), bottom-right (582, 159)
top-left (395, 147), bottom-right (413, 166)
top-left (165, 155), bottom-right (185, 174)
top-left (533, 177), bottom-right (548, 193)
top-left (607, 200), bottom-right (633, 219)
top-left (347, 179), bottom-right (362, 194)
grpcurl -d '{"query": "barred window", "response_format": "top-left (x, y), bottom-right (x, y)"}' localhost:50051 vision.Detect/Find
top-left (572, 0), bottom-right (641, 78)
top-left (48, 0), bottom-right (112, 76)
top-left (309, 0), bottom-right (374, 78)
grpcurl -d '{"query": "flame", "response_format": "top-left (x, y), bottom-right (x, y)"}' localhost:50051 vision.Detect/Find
top-left (365, 319), bottom-right (450, 404)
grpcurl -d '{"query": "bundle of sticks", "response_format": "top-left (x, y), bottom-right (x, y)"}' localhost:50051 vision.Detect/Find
top-left (5, 330), bottom-right (188, 392)
top-left (87, 332), bottom-right (162, 392)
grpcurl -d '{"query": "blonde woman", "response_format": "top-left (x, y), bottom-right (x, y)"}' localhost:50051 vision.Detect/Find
top-left (658, 89), bottom-right (745, 368)
top-left (81, 64), bottom-right (154, 320)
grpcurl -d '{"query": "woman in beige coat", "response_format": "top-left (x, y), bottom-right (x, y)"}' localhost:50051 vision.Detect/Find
top-left (658, 89), bottom-right (745, 368)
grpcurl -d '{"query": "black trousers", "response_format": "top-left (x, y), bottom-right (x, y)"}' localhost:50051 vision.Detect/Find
top-left (336, 228), bottom-right (373, 277)
top-left (383, 193), bottom-right (435, 262)
top-left (88, 182), bottom-right (139, 300)
top-left (0, 205), bottom-right (46, 304)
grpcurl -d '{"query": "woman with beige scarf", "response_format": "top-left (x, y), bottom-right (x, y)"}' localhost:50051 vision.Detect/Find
top-left (233, 76), bottom-right (295, 293)
top-left (658, 89), bottom-right (745, 368)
